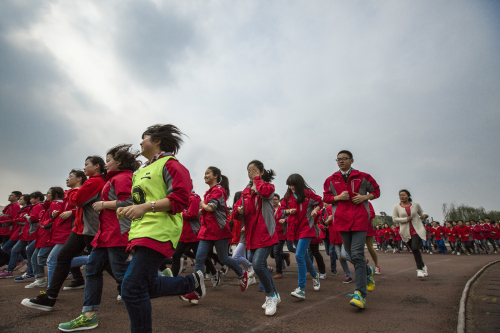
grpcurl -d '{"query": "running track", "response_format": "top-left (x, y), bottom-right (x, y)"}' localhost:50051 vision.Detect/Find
top-left (0, 250), bottom-right (497, 332)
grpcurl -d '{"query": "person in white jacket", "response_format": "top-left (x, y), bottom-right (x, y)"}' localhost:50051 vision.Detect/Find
top-left (392, 190), bottom-right (429, 278)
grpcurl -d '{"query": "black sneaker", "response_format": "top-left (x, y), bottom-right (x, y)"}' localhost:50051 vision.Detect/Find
top-left (63, 279), bottom-right (85, 290)
top-left (192, 270), bottom-right (206, 299)
top-left (21, 291), bottom-right (56, 311)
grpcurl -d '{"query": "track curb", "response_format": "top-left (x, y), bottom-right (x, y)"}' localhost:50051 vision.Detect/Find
top-left (457, 258), bottom-right (500, 333)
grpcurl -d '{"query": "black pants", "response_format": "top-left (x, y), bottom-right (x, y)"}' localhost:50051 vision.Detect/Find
top-left (407, 234), bottom-right (424, 270)
top-left (171, 241), bottom-right (216, 277)
top-left (308, 243), bottom-right (325, 274)
top-left (47, 232), bottom-right (114, 299)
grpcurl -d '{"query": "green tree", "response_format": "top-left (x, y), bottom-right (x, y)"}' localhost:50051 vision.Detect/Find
top-left (442, 203), bottom-right (500, 221)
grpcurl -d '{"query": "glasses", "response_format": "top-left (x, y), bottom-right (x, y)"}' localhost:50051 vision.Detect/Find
top-left (336, 158), bottom-right (351, 162)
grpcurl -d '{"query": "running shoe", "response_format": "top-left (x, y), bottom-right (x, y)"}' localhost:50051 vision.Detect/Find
top-left (192, 270), bottom-right (206, 299)
top-left (285, 253), bottom-right (291, 267)
top-left (312, 273), bottom-right (320, 291)
top-left (180, 292), bottom-right (200, 304)
top-left (238, 271), bottom-right (249, 291)
top-left (268, 266), bottom-right (273, 273)
top-left (58, 312), bottom-right (98, 332)
top-left (162, 268), bottom-right (173, 277)
top-left (63, 279), bottom-right (85, 290)
top-left (248, 277), bottom-right (257, 285)
top-left (258, 284), bottom-right (264, 292)
top-left (343, 276), bottom-right (352, 284)
top-left (374, 266), bottom-right (381, 275)
top-left (417, 269), bottom-right (425, 278)
top-left (211, 270), bottom-right (222, 287)
top-left (21, 291), bottom-right (56, 311)
top-left (451, 251), bottom-right (456, 255)
top-left (331, 270), bottom-right (338, 275)
top-left (274, 273), bottom-right (283, 279)
top-left (204, 273), bottom-right (211, 281)
top-left (15, 273), bottom-right (35, 283)
top-left (248, 265), bottom-right (255, 278)
top-left (13, 259), bottom-right (27, 271)
top-left (319, 273), bottom-right (326, 280)
top-left (457, 252), bottom-right (460, 256)
top-left (264, 294), bottom-right (279, 316)
top-left (348, 290), bottom-right (366, 309)
top-left (117, 295), bottom-right (122, 301)
top-left (429, 251), bottom-right (433, 255)
top-left (0, 270), bottom-right (13, 278)
top-left (422, 265), bottom-right (428, 276)
top-left (262, 292), bottom-right (281, 309)
top-left (25, 277), bottom-right (47, 288)
top-left (366, 266), bottom-right (375, 292)
top-left (290, 288), bottom-right (305, 299)
top-left (220, 265), bottom-right (228, 275)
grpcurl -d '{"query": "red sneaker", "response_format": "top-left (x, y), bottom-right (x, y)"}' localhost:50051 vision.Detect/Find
top-left (180, 292), bottom-right (200, 304)
top-left (374, 266), bottom-right (381, 275)
top-left (238, 271), bottom-right (249, 292)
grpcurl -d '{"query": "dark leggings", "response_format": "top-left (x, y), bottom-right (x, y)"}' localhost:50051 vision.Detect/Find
top-left (171, 241), bottom-right (216, 277)
top-left (47, 232), bottom-right (114, 299)
top-left (308, 243), bottom-right (325, 274)
top-left (407, 234), bottom-right (424, 270)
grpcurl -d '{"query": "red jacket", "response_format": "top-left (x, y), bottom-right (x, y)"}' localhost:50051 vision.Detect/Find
top-left (280, 189), bottom-right (323, 241)
top-left (457, 225), bottom-right (470, 242)
top-left (70, 175), bottom-right (105, 236)
top-left (92, 170), bottom-right (133, 248)
top-left (482, 223), bottom-right (493, 239)
top-left (446, 227), bottom-right (457, 242)
top-left (274, 207), bottom-right (287, 241)
top-left (327, 206), bottom-right (344, 244)
top-left (375, 229), bottom-right (384, 243)
top-left (323, 169), bottom-right (380, 232)
top-left (311, 215), bottom-right (323, 244)
top-left (367, 202), bottom-right (376, 237)
top-left (471, 224), bottom-right (484, 240)
top-left (393, 227), bottom-right (402, 241)
top-left (179, 191), bottom-right (202, 243)
top-left (233, 177), bottom-right (278, 250)
top-left (493, 226), bottom-right (500, 239)
top-left (36, 200), bottom-right (63, 248)
top-left (0, 202), bottom-right (21, 236)
top-left (198, 184), bottom-right (233, 241)
top-left (9, 205), bottom-right (32, 241)
top-left (50, 189), bottom-right (78, 244)
top-left (383, 227), bottom-right (393, 241)
top-left (20, 202), bottom-right (44, 242)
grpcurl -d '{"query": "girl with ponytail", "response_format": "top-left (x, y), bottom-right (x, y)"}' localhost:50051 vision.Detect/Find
top-left (233, 160), bottom-right (280, 316)
top-left (182, 166), bottom-right (250, 304)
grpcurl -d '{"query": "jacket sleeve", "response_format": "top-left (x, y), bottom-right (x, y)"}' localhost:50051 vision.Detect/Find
top-left (27, 204), bottom-right (44, 223)
top-left (364, 173), bottom-right (380, 199)
top-left (71, 178), bottom-right (102, 207)
top-left (254, 177), bottom-right (275, 199)
top-left (308, 191), bottom-right (323, 209)
top-left (323, 177), bottom-right (336, 204)
top-left (164, 159), bottom-right (192, 215)
top-left (207, 187), bottom-right (225, 211)
top-left (369, 202), bottom-right (376, 219)
top-left (8, 204), bottom-right (20, 220)
top-left (416, 203), bottom-right (426, 217)
top-left (231, 198), bottom-right (243, 221)
top-left (279, 199), bottom-right (288, 217)
top-left (113, 176), bottom-right (133, 208)
top-left (183, 194), bottom-right (201, 219)
top-left (392, 205), bottom-right (408, 224)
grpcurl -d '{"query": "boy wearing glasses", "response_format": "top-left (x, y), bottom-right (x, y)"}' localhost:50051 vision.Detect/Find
top-left (322, 150), bottom-right (380, 309)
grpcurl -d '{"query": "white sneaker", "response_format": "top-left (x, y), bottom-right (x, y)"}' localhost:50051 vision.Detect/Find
top-left (264, 294), bottom-right (279, 316)
top-left (393, 249), bottom-right (396, 253)
top-left (374, 266), bottom-right (381, 275)
top-left (25, 277), bottom-right (48, 288)
top-left (451, 251), bottom-right (455, 254)
top-left (248, 277), bottom-right (257, 285)
top-left (312, 273), bottom-right (320, 291)
top-left (429, 251), bottom-right (433, 255)
top-left (248, 265), bottom-right (255, 278)
top-left (417, 270), bottom-right (425, 278)
top-left (422, 265), bottom-right (428, 276)
top-left (262, 292), bottom-right (281, 309)
top-left (117, 295), bottom-right (122, 301)
top-left (319, 273), bottom-right (326, 280)
top-left (178, 257), bottom-right (185, 276)
top-left (457, 252), bottom-right (460, 256)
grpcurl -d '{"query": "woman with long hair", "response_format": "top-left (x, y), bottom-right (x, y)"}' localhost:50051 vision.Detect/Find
top-left (280, 173), bottom-right (322, 299)
top-left (392, 189), bottom-right (429, 278)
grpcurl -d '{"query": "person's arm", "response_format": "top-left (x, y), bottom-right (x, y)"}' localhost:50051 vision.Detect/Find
top-left (183, 195), bottom-right (201, 219)
top-left (254, 176), bottom-right (275, 199)
top-left (309, 191), bottom-right (323, 217)
top-left (392, 205), bottom-right (408, 223)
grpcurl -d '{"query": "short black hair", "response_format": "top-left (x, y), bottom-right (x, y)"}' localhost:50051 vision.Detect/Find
top-left (273, 193), bottom-right (280, 200)
top-left (70, 169), bottom-right (88, 184)
top-left (337, 150), bottom-right (353, 159)
top-left (30, 191), bottom-right (45, 201)
top-left (12, 191), bottom-right (22, 198)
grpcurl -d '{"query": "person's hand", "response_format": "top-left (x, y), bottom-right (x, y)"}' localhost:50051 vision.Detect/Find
top-left (237, 206), bottom-right (244, 214)
top-left (311, 210), bottom-right (318, 217)
top-left (289, 208), bottom-right (297, 215)
top-left (24, 214), bottom-right (29, 218)
top-left (336, 191), bottom-right (349, 201)
top-left (116, 207), bottom-right (129, 220)
top-left (423, 214), bottom-right (429, 219)
top-left (52, 210), bottom-right (59, 218)
top-left (407, 216), bottom-right (412, 222)
top-left (122, 205), bottom-right (148, 220)
top-left (59, 211), bottom-right (72, 219)
top-left (241, 226), bottom-right (245, 232)
top-left (248, 169), bottom-right (260, 179)
top-left (92, 201), bottom-right (105, 212)
top-left (279, 219), bottom-right (285, 224)
top-left (351, 192), bottom-right (366, 205)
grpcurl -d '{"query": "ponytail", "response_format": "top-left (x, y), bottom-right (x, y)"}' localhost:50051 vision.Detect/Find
top-left (208, 166), bottom-right (230, 198)
top-left (247, 160), bottom-right (275, 183)
top-left (399, 189), bottom-right (412, 202)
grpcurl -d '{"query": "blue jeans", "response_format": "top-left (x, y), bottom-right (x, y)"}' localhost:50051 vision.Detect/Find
top-left (194, 239), bottom-right (243, 277)
top-left (46, 244), bottom-right (89, 286)
top-left (2, 240), bottom-right (26, 260)
top-left (121, 246), bottom-right (196, 333)
top-left (232, 243), bottom-right (251, 271)
top-left (7, 240), bottom-right (30, 271)
top-left (83, 247), bottom-right (130, 312)
top-left (273, 240), bottom-right (290, 274)
top-left (340, 231), bottom-right (370, 298)
top-left (286, 240), bottom-right (296, 253)
top-left (251, 246), bottom-right (277, 297)
top-left (437, 239), bottom-right (447, 254)
top-left (323, 236), bottom-right (335, 271)
top-left (32, 246), bottom-right (53, 278)
top-left (294, 238), bottom-right (317, 291)
top-left (331, 244), bottom-right (351, 277)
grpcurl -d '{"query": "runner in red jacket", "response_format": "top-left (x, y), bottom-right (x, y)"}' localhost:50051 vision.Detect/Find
top-left (0, 191), bottom-right (21, 241)
top-left (323, 150), bottom-right (379, 309)
top-left (282, 173), bottom-right (322, 300)
top-left (483, 218), bottom-right (498, 253)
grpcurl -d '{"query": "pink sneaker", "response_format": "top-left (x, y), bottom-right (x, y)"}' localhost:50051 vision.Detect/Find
top-left (238, 271), bottom-right (249, 291)
top-left (374, 266), bottom-right (381, 275)
top-left (0, 270), bottom-right (13, 279)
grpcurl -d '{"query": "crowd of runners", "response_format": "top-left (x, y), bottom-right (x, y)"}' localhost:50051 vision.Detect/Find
top-left (0, 124), bottom-right (498, 333)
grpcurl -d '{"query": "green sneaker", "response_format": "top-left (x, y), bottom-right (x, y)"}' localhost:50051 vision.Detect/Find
top-left (58, 313), bottom-right (98, 332)
top-left (162, 268), bottom-right (172, 277)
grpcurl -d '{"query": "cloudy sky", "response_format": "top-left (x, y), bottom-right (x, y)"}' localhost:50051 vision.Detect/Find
top-left (1, 0), bottom-right (499, 220)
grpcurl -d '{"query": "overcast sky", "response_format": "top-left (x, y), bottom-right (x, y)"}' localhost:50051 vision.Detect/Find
top-left (1, 0), bottom-right (499, 220)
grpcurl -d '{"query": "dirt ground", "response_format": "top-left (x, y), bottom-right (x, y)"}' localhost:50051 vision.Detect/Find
top-left (1, 250), bottom-right (498, 333)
